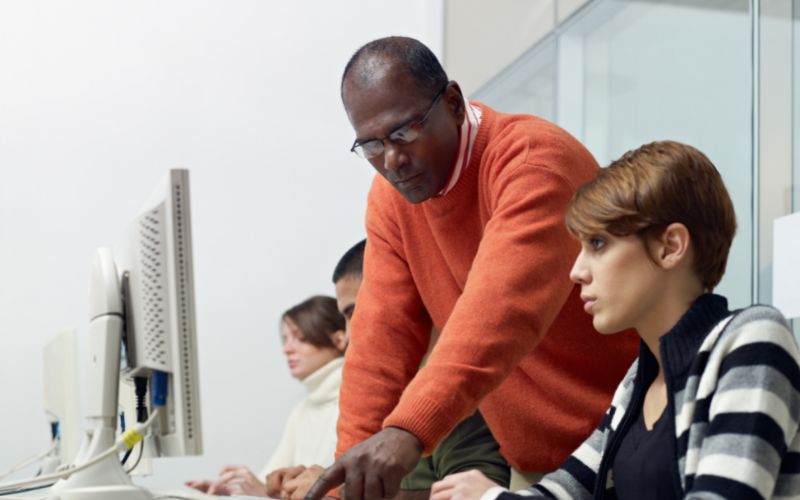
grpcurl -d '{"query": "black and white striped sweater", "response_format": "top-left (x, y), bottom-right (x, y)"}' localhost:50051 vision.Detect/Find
top-left (492, 294), bottom-right (800, 500)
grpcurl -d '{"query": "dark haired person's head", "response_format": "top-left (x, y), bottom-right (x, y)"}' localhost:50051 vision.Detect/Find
top-left (341, 36), bottom-right (466, 204)
top-left (332, 240), bottom-right (365, 337)
top-left (332, 239), bottom-right (366, 285)
top-left (566, 141), bottom-right (737, 334)
top-left (281, 295), bottom-right (346, 381)
top-left (341, 36), bottom-right (447, 101)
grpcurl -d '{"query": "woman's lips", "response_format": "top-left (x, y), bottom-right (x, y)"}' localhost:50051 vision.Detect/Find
top-left (581, 295), bottom-right (596, 313)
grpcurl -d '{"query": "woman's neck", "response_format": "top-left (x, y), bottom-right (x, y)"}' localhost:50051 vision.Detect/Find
top-left (637, 284), bottom-right (704, 370)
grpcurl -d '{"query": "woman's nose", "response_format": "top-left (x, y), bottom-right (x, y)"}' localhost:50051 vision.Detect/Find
top-left (569, 251), bottom-right (590, 284)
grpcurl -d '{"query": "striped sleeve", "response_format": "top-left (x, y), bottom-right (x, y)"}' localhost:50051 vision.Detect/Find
top-left (686, 306), bottom-right (800, 500)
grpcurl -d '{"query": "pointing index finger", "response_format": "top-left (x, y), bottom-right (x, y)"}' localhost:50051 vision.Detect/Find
top-left (304, 462), bottom-right (345, 500)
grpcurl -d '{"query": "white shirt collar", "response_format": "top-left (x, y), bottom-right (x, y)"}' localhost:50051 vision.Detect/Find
top-left (439, 98), bottom-right (482, 196)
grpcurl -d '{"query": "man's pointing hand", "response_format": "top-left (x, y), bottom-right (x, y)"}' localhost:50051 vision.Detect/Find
top-left (304, 427), bottom-right (423, 500)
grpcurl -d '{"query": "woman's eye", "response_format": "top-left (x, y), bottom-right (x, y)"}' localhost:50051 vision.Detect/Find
top-left (589, 237), bottom-right (606, 251)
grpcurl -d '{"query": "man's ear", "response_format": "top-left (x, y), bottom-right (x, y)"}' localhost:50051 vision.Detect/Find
top-left (444, 81), bottom-right (465, 126)
top-left (654, 223), bottom-right (691, 270)
top-left (331, 330), bottom-right (348, 352)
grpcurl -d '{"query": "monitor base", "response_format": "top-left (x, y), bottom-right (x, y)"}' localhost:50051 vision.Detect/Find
top-left (47, 428), bottom-right (153, 500)
top-left (46, 485), bottom-right (153, 500)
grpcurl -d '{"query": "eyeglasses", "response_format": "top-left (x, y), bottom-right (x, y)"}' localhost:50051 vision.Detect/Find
top-left (350, 85), bottom-right (447, 160)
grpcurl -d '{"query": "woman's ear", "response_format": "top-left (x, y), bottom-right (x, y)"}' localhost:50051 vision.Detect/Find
top-left (331, 330), bottom-right (348, 352)
top-left (654, 223), bottom-right (691, 270)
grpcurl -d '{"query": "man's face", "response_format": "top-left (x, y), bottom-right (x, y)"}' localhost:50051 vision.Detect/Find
top-left (343, 68), bottom-right (463, 204)
top-left (334, 274), bottom-right (362, 339)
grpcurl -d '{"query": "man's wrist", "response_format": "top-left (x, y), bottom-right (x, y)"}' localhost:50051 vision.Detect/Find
top-left (383, 426), bottom-right (424, 452)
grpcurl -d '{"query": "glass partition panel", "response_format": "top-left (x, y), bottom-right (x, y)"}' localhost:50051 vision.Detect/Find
top-left (795, 0), bottom-right (800, 211)
top-left (562, 0), bottom-right (753, 308)
top-left (472, 39), bottom-right (557, 122)
top-left (793, 0), bottom-right (800, 336)
top-left (473, 0), bottom-right (753, 309)
top-left (558, 0), bottom-right (589, 21)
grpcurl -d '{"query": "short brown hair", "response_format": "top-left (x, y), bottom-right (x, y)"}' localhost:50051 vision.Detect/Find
top-left (282, 295), bottom-right (345, 350)
top-left (565, 140), bottom-right (737, 290)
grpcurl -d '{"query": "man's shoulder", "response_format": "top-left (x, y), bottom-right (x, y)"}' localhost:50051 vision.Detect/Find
top-left (476, 103), bottom-right (598, 180)
top-left (477, 103), bottom-right (577, 146)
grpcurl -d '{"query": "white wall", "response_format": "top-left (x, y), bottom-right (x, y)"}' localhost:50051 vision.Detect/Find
top-left (0, 0), bottom-right (442, 488)
top-left (444, 0), bottom-right (555, 95)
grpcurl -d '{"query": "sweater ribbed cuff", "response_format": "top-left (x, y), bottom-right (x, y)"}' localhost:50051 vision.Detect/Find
top-left (383, 394), bottom-right (456, 454)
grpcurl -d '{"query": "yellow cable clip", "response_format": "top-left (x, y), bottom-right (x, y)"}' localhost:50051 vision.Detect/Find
top-left (121, 429), bottom-right (144, 450)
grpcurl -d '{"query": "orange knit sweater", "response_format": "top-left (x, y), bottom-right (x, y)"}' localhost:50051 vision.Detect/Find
top-left (337, 104), bottom-right (639, 471)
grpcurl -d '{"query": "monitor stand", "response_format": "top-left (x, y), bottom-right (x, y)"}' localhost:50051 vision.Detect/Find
top-left (47, 250), bottom-right (153, 500)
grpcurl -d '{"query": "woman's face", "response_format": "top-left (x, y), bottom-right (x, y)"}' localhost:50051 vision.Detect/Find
top-left (569, 232), bottom-right (663, 335)
top-left (281, 318), bottom-right (342, 381)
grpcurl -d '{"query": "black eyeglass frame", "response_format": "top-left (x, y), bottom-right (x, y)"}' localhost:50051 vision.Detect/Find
top-left (349, 84), bottom-right (449, 160)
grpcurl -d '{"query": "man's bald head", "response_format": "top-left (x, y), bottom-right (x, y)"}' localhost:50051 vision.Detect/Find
top-left (340, 36), bottom-right (465, 204)
top-left (341, 36), bottom-right (448, 105)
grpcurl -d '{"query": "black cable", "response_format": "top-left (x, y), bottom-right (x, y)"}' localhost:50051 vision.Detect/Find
top-left (124, 441), bottom-right (144, 474)
top-left (0, 481), bottom-right (55, 496)
top-left (120, 376), bottom-right (149, 467)
top-left (120, 446), bottom-right (134, 465)
top-left (134, 377), bottom-right (149, 422)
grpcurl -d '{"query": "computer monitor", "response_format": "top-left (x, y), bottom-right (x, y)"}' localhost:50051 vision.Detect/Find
top-left (42, 328), bottom-right (81, 472)
top-left (47, 169), bottom-right (202, 500)
top-left (122, 168), bottom-right (202, 457)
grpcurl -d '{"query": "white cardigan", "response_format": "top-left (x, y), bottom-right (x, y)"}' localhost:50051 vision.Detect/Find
top-left (260, 357), bottom-right (343, 478)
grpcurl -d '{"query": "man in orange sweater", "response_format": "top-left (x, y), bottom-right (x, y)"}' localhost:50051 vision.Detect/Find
top-left (306, 36), bottom-right (638, 500)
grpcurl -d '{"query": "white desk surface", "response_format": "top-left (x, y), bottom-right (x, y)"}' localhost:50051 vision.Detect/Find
top-left (3, 487), bottom-right (264, 500)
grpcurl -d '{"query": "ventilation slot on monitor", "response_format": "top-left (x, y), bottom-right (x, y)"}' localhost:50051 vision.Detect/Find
top-left (139, 206), bottom-right (168, 368)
